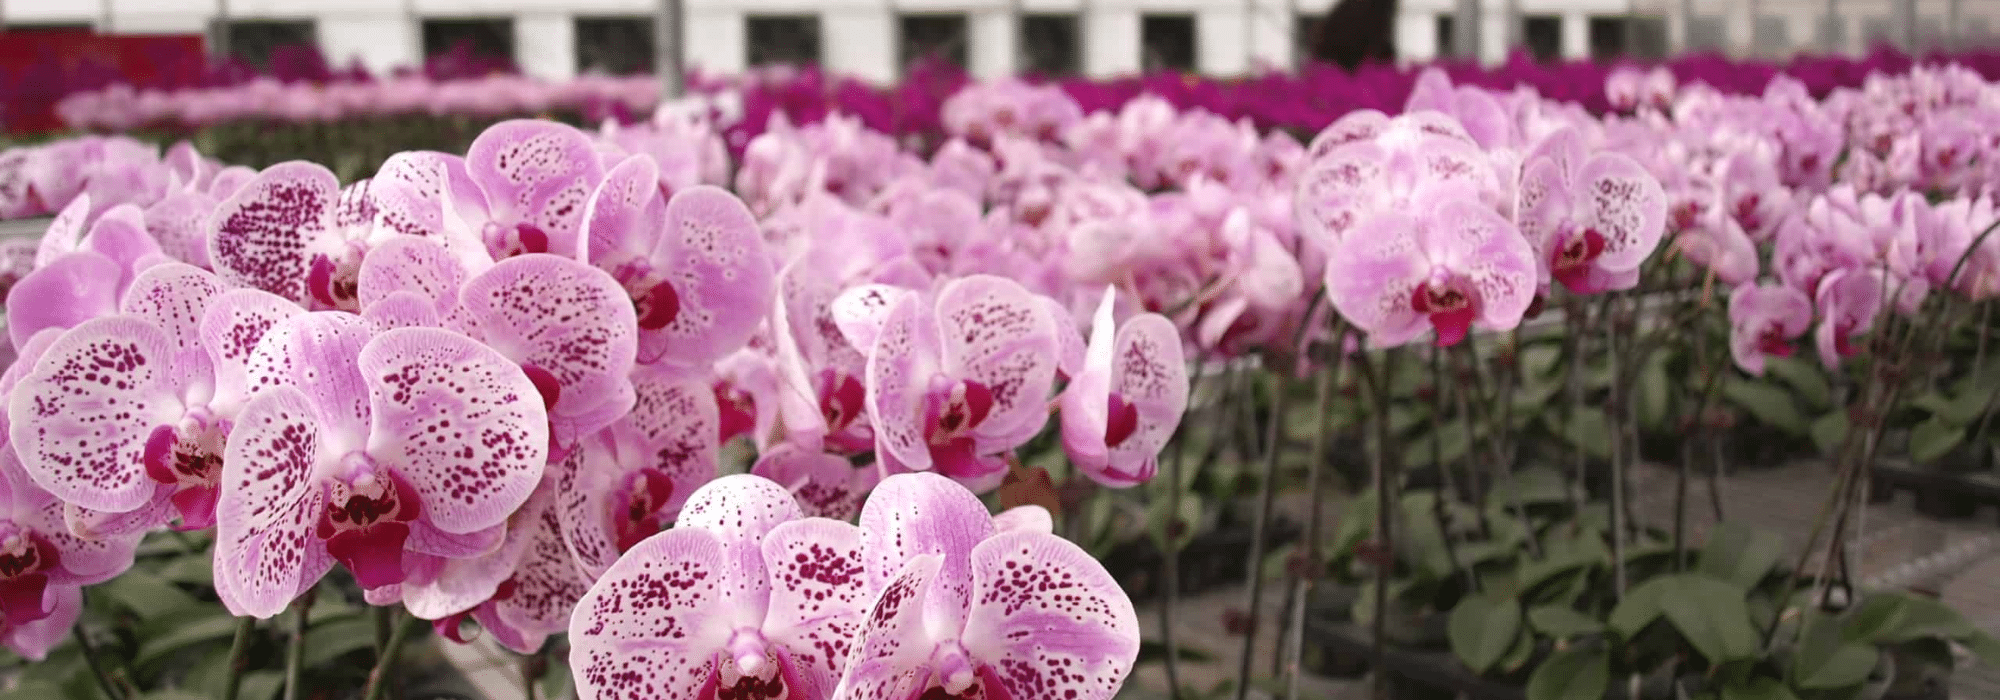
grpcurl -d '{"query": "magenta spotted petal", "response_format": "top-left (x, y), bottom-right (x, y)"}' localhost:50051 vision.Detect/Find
top-left (1305, 109), bottom-right (1389, 162)
top-left (356, 235), bottom-right (480, 316)
top-left (932, 276), bottom-right (1059, 452)
top-left (8, 316), bottom-right (185, 513)
top-left (458, 253), bottom-right (637, 440)
top-left (197, 288), bottom-right (306, 417)
top-left (837, 472), bottom-right (1139, 700)
top-left (455, 120), bottom-right (605, 260)
top-left (215, 386), bottom-right (334, 617)
top-left (1060, 288), bottom-right (1188, 488)
top-left (568, 525), bottom-right (728, 699)
top-left (568, 475), bottom-right (867, 700)
top-left (749, 444), bottom-right (878, 520)
top-left (358, 327), bottom-right (549, 533)
top-left (144, 190), bottom-right (218, 269)
top-left (120, 263), bottom-right (228, 381)
top-left (1326, 195), bottom-right (1536, 348)
top-left (641, 187), bottom-right (776, 368)
top-left (1294, 142), bottom-right (1389, 251)
top-left (207, 161), bottom-right (340, 305)
top-left (956, 531), bottom-right (1140, 700)
top-left (831, 284), bottom-right (912, 356)
top-left (557, 368), bottom-right (718, 580)
top-left (363, 292), bottom-right (443, 331)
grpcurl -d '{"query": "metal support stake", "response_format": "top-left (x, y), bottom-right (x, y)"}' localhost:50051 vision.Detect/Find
top-left (655, 0), bottom-right (685, 99)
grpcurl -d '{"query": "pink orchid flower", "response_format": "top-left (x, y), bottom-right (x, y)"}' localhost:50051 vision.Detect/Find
top-left (1813, 268), bottom-right (1885, 369)
top-left (1325, 191), bottom-right (1538, 348)
top-left (577, 154), bottom-right (776, 370)
top-left (216, 320), bottom-right (547, 617)
top-left (568, 474), bottom-right (869, 700)
top-left (445, 120), bottom-right (607, 261)
top-left (416, 481), bottom-right (590, 655)
top-left (1728, 283), bottom-right (1814, 376)
top-left (1060, 287), bottom-right (1189, 488)
top-left (750, 444), bottom-right (880, 521)
top-left (863, 276), bottom-right (1059, 493)
top-left (1515, 126), bottom-right (1668, 295)
top-left (556, 365), bottom-right (719, 580)
top-left (835, 471), bottom-right (1139, 700)
top-left (7, 264), bottom-right (305, 537)
top-left (0, 443), bottom-right (141, 659)
top-left (1295, 112), bottom-right (1497, 252)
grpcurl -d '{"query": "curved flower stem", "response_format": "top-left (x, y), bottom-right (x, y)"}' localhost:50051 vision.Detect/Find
top-left (1426, 350), bottom-right (1475, 594)
top-left (1229, 289), bottom-right (1327, 700)
top-left (1357, 352), bottom-right (1399, 700)
top-left (1282, 327), bottom-right (1347, 700)
top-left (1231, 370), bottom-right (1292, 700)
top-left (1562, 297), bottom-right (1590, 511)
top-left (1158, 347), bottom-right (1218, 700)
top-left (362, 610), bottom-right (414, 700)
top-left (1456, 338), bottom-right (1534, 558)
top-left (284, 588), bottom-right (316, 700)
top-left (1608, 296), bottom-right (1629, 599)
top-left (70, 622), bottom-right (122, 700)
top-left (375, 605), bottom-right (392, 655)
top-left (222, 618), bottom-right (258, 700)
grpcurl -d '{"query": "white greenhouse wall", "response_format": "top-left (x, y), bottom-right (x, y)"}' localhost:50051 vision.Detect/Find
top-left (6, 0), bottom-right (1998, 83)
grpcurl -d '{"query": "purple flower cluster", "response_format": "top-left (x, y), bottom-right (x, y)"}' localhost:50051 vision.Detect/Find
top-left (58, 73), bottom-right (662, 132)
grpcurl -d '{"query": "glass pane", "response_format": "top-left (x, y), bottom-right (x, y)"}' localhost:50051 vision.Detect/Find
top-left (1523, 15), bottom-right (1562, 60)
top-left (899, 14), bottom-right (968, 72)
top-left (1686, 16), bottom-right (1726, 50)
top-left (1753, 15), bottom-right (1789, 53)
top-left (575, 17), bottom-right (654, 75)
top-left (1861, 16), bottom-right (1892, 46)
top-left (1436, 15), bottom-right (1456, 54)
top-left (1141, 14), bottom-right (1196, 72)
top-left (1815, 16), bottom-right (1848, 48)
top-left (1020, 14), bottom-right (1079, 75)
top-left (1588, 17), bottom-right (1625, 58)
top-left (748, 15), bottom-right (822, 67)
top-left (224, 20), bottom-right (316, 70)
top-left (422, 18), bottom-right (516, 64)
